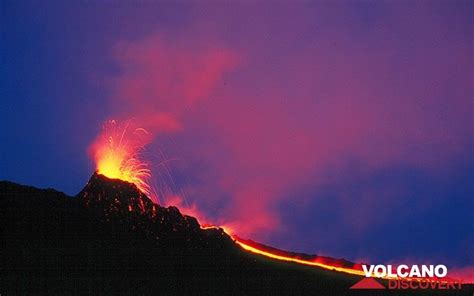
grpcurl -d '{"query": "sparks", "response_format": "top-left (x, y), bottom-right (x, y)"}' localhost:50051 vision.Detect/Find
top-left (90, 120), bottom-right (153, 198)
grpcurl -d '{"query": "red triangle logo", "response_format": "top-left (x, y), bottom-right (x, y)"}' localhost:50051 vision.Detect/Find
top-left (350, 278), bottom-right (386, 289)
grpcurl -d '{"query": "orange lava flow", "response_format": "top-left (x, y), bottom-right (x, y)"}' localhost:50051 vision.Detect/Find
top-left (200, 224), bottom-right (367, 277)
top-left (229, 236), bottom-right (462, 282)
top-left (200, 224), bottom-right (234, 235)
top-left (232, 237), bottom-right (366, 277)
top-left (91, 120), bottom-right (153, 197)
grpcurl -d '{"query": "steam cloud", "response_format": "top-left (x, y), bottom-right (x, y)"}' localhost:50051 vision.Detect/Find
top-left (100, 4), bottom-right (471, 255)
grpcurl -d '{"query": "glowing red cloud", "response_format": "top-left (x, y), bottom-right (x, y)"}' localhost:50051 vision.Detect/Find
top-left (103, 17), bottom-right (470, 241)
top-left (111, 34), bottom-right (238, 121)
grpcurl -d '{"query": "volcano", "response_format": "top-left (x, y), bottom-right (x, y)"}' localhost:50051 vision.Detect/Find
top-left (1, 174), bottom-right (471, 295)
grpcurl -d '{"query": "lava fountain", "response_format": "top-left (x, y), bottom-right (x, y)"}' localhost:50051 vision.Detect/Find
top-left (90, 120), bottom-right (154, 199)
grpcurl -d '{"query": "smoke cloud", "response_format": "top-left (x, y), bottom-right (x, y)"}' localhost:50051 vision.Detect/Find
top-left (99, 4), bottom-right (472, 264)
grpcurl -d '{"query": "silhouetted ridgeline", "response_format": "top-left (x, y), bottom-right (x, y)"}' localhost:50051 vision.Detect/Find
top-left (1, 174), bottom-right (471, 295)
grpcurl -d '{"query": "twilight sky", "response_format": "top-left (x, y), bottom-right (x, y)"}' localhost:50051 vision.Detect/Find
top-left (1, 1), bottom-right (472, 275)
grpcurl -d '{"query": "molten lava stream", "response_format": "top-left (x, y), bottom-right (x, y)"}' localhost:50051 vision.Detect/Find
top-left (232, 237), bottom-right (366, 277)
top-left (201, 224), bottom-right (366, 277)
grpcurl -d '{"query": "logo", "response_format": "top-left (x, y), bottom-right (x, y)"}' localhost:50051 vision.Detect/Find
top-left (350, 264), bottom-right (463, 290)
top-left (350, 278), bottom-right (385, 289)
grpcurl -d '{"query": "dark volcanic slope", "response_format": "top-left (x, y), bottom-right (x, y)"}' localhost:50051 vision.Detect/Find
top-left (77, 173), bottom-right (235, 254)
top-left (1, 174), bottom-right (471, 296)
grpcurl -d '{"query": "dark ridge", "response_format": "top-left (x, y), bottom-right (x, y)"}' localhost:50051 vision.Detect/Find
top-left (1, 176), bottom-right (471, 295)
top-left (76, 172), bottom-right (235, 254)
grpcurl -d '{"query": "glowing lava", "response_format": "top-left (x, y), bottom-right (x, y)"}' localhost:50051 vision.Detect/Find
top-left (232, 236), bottom-right (366, 277)
top-left (90, 120), bottom-right (153, 198)
top-left (200, 224), bottom-right (366, 278)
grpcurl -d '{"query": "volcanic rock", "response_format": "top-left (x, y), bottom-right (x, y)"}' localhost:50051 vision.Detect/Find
top-left (3, 175), bottom-right (468, 295)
